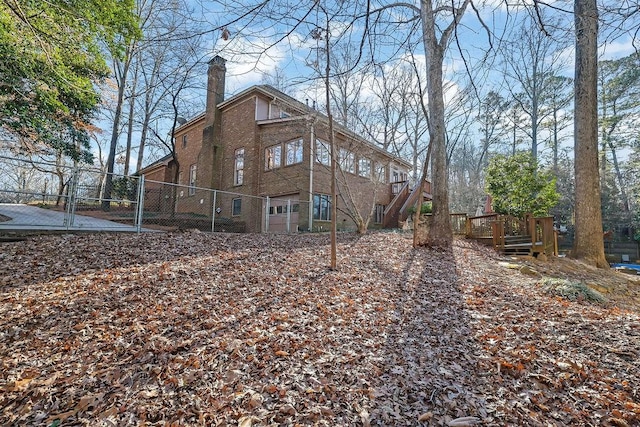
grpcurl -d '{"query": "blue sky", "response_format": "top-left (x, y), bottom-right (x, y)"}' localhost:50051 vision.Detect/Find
top-left (99, 0), bottom-right (640, 171)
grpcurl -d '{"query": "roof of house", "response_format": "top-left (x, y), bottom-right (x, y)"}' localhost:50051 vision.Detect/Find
top-left (176, 84), bottom-right (412, 169)
top-left (134, 153), bottom-right (174, 176)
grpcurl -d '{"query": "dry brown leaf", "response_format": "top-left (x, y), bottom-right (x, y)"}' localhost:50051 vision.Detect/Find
top-left (418, 411), bottom-right (433, 421)
top-left (447, 416), bottom-right (481, 426)
top-left (1, 233), bottom-right (638, 426)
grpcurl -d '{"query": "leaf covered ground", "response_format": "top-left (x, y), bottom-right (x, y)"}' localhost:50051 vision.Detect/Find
top-left (1, 231), bottom-right (639, 426)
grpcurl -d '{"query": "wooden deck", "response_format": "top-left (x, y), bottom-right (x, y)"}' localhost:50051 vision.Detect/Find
top-left (464, 214), bottom-right (557, 257)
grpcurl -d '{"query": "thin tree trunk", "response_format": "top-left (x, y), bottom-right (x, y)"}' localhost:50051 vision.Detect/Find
top-left (320, 18), bottom-right (337, 269)
top-left (607, 140), bottom-right (630, 212)
top-left (124, 62), bottom-right (138, 176)
top-left (572, 0), bottom-right (608, 267)
top-left (102, 48), bottom-right (133, 210)
top-left (552, 108), bottom-right (559, 174)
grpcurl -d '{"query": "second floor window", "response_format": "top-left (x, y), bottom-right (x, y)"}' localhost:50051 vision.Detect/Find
top-left (182, 134), bottom-right (187, 148)
top-left (390, 168), bottom-right (408, 183)
top-left (375, 164), bottom-right (386, 184)
top-left (339, 148), bottom-right (355, 174)
top-left (285, 139), bottom-right (303, 165)
top-left (265, 145), bottom-right (282, 170)
top-left (358, 157), bottom-right (371, 178)
top-left (189, 164), bottom-right (197, 195)
top-left (234, 148), bottom-right (244, 185)
top-left (315, 139), bottom-right (330, 165)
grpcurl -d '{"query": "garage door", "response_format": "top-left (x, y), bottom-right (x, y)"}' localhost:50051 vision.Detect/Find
top-left (268, 196), bottom-right (299, 233)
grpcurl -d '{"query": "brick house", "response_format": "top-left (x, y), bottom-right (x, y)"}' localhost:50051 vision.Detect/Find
top-left (142, 56), bottom-right (428, 232)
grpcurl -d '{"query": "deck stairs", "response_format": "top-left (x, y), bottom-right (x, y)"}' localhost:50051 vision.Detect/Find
top-left (500, 235), bottom-right (535, 256)
top-left (383, 180), bottom-right (432, 228)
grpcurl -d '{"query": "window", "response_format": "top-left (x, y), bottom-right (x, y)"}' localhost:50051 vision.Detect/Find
top-left (391, 168), bottom-right (400, 183)
top-left (265, 145), bottom-right (282, 170)
top-left (313, 194), bottom-right (331, 221)
top-left (188, 164), bottom-right (197, 195)
top-left (285, 139), bottom-right (303, 165)
top-left (358, 157), bottom-right (371, 178)
top-left (375, 164), bottom-right (386, 183)
top-left (315, 139), bottom-right (330, 165)
top-left (270, 203), bottom-right (298, 215)
top-left (232, 198), bottom-right (242, 216)
top-left (280, 111), bottom-right (290, 118)
top-left (182, 134), bottom-right (187, 148)
top-left (234, 148), bottom-right (244, 185)
top-left (390, 168), bottom-right (408, 183)
top-left (375, 204), bottom-right (385, 224)
top-left (339, 148), bottom-right (355, 173)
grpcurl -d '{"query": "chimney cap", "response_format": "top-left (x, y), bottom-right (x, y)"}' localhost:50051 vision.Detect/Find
top-left (209, 55), bottom-right (227, 67)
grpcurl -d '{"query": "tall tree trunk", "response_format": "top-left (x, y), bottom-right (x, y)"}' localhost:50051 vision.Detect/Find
top-left (531, 95), bottom-right (538, 162)
top-left (102, 48), bottom-right (133, 210)
top-left (416, 0), bottom-right (455, 247)
top-left (607, 140), bottom-right (630, 212)
top-left (124, 95), bottom-right (134, 176)
top-left (124, 62), bottom-right (138, 176)
top-left (552, 108), bottom-right (559, 174)
top-left (572, 0), bottom-right (608, 267)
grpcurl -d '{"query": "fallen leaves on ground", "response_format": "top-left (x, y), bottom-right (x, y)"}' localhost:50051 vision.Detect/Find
top-left (1, 231), bottom-right (638, 426)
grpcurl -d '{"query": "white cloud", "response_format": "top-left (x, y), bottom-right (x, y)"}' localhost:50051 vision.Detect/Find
top-left (214, 35), bottom-right (289, 92)
top-left (599, 37), bottom-right (636, 60)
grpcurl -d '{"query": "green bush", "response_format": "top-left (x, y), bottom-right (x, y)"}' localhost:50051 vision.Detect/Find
top-left (407, 202), bottom-right (432, 216)
top-left (486, 152), bottom-right (559, 218)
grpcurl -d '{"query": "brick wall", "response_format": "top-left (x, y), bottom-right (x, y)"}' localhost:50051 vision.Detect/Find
top-left (169, 88), bottom-right (410, 233)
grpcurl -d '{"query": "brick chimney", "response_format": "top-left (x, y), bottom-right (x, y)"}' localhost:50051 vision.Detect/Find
top-left (200, 55), bottom-right (226, 191)
top-left (205, 55), bottom-right (226, 127)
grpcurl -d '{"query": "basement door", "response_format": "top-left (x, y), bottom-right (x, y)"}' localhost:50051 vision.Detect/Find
top-left (268, 196), bottom-right (299, 233)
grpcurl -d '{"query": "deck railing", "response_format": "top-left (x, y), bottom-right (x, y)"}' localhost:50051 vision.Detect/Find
top-left (450, 213), bottom-right (468, 235)
top-left (466, 214), bottom-right (499, 238)
top-left (466, 213), bottom-right (557, 256)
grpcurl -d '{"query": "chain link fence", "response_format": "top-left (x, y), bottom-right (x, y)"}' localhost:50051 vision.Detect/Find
top-left (0, 156), bottom-right (288, 233)
top-left (139, 178), bottom-right (267, 232)
top-left (0, 155), bottom-right (141, 231)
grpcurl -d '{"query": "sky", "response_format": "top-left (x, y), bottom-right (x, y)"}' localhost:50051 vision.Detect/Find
top-left (98, 0), bottom-right (640, 172)
top-left (210, 1), bottom-right (637, 102)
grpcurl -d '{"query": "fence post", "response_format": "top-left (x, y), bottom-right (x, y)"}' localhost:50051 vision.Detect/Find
top-left (64, 167), bottom-right (79, 229)
top-left (265, 196), bottom-right (270, 232)
top-left (135, 175), bottom-right (145, 233)
top-left (211, 190), bottom-right (218, 232)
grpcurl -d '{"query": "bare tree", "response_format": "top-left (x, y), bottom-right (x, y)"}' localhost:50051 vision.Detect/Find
top-left (598, 53), bottom-right (640, 217)
top-left (362, 64), bottom-right (413, 155)
top-left (475, 90), bottom-right (510, 177)
top-left (261, 67), bottom-right (291, 92)
top-left (541, 75), bottom-right (573, 173)
top-left (102, 0), bottom-right (204, 208)
top-left (501, 13), bottom-right (570, 163)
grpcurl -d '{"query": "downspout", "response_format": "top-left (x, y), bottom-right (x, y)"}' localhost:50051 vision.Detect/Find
top-left (309, 119), bottom-right (314, 231)
top-left (268, 96), bottom-right (278, 119)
